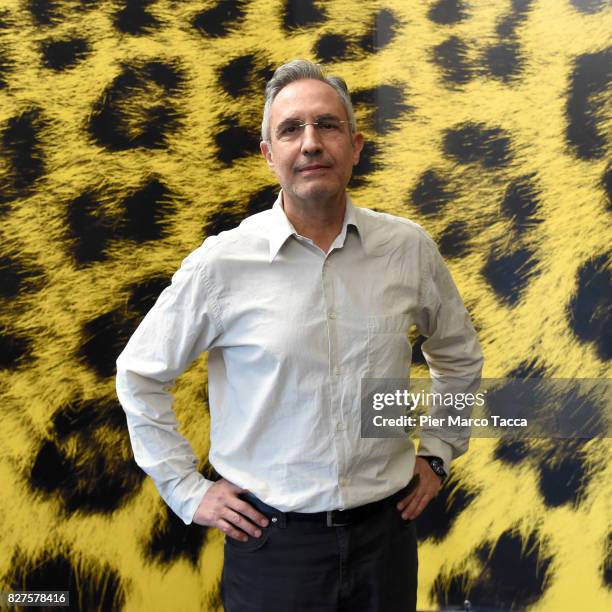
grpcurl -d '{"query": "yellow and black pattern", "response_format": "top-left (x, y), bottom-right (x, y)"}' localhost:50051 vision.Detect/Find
top-left (0, 0), bottom-right (610, 610)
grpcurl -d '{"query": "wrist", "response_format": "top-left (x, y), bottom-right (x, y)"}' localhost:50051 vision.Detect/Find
top-left (418, 455), bottom-right (447, 482)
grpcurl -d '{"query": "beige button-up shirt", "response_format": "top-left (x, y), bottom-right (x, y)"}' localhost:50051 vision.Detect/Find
top-left (116, 193), bottom-right (483, 524)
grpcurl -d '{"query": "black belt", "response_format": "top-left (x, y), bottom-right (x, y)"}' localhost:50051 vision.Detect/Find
top-left (241, 475), bottom-right (419, 528)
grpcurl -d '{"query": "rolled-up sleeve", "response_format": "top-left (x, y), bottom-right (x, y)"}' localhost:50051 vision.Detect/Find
top-left (116, 244), bottom-right (223, 525)
top-left (413, 236), bottom-right (484, 473)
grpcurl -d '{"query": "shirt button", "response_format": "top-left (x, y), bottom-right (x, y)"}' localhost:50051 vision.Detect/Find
top-left (334, 367), bottom-right (341, 375)
top-left (328, 312), bottom-right (337, 319)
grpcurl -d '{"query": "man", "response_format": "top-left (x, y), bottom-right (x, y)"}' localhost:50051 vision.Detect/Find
top-left (116, 59), bottom-right (483, 611)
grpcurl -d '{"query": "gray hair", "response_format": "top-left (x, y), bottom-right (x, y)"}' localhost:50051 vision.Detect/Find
top-left (261, 59), bottom-right (357, 142)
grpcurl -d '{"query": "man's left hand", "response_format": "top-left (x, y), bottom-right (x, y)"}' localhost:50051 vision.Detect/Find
top-left (396, 457), bottom-right (443, 520)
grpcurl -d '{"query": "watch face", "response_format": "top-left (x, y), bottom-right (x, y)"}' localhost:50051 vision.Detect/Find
top-left (429, 458), bottom-right (446, 478)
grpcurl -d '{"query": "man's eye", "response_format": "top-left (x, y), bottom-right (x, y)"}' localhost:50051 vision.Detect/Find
top-left (280, 124), bottom-right (300, 135)
top-left (320, 122), bottom-right (338, 130)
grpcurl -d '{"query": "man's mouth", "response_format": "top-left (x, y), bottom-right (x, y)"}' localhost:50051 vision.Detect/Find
top-left (298, 164), bottom-right (330, 173)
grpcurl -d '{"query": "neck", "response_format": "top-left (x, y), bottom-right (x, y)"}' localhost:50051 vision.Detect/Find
top-left (282, 191), bottom-right (346, 253)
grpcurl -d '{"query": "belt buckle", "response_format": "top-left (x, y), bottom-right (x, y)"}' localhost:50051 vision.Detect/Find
top-left (326, 510), bottom-right (349, 527)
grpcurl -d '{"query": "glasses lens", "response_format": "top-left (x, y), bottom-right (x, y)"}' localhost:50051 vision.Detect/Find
top-left (277, 120), bottom-right (302, 140)
top-left (317, 119), bottom-right (342, 132)
top-left (276, 119), bottom-right (344, 140)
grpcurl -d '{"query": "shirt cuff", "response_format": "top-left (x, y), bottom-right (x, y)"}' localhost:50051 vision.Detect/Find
top-left (174, 474), bottom-right (216, 525)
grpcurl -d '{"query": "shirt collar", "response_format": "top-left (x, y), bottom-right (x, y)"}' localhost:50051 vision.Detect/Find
top-left (268, 191), bottom-right (365, 262)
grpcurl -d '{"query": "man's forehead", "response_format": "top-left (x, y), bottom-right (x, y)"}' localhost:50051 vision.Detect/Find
top-left (271, 78), bottom-right (347, 121)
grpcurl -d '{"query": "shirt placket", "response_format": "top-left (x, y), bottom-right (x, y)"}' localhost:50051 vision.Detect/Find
top-left (322, 252), bottom-right (348, 508)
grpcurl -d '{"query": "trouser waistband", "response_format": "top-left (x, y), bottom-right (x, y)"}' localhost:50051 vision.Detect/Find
top-left (240, 474), bottom-right (419, 528)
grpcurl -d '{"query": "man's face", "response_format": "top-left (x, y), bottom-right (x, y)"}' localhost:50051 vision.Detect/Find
top-left (260, 79), bottom-right (364, 206)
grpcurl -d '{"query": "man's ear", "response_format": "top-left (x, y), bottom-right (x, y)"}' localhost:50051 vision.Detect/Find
top-left (260, 140), bottom-right (274, 170)
top-left (351, 132), bottom-right (364, 166)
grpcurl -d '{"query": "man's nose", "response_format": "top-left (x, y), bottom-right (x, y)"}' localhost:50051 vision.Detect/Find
top-left (300, 124), bottom-right (323, 155)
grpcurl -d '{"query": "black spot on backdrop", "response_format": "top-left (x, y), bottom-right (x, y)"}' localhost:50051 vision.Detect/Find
top-left (410, 168), bottom-right (454, 215)
top-left (604, 165), bottom-right (611, 211)
top-left (215, 116), bottom-right (260, 165)
top-left (7, 549), bottom-right (126, 610)
top-left (282, 0), bottom-right (326, 31)
top-left (483, 42), bottom-right (522, 81)
top-left (52, 399), bottom-right (124, 437)
top-left (146, 504), bottom-right (208, 567)
top-left (29, 440), bottom-right (68, 493)
top-left (257, 63), bottom-right (275, 84)
top-left (114, 0), bottom-right (160, 35)
top-left (428, 0), bottom-right (469, 25)
top-left (0, 108), bottom-right (46, 202)
top-left (0, 256), bottom-right (26, 298)
top-left (566, 48), bottom-right (612, 160)
top-left (0, 256), bottom-right (42, 298)
top-left (30, 400), bottom-right (145, 514)
top-left (483, 378), bottom-right (549, 434)
top-left (568, 254), bottom-right (611, 360)
top-left (352, 85), bottom-right (410, 134)
top-left (349, 140), bottom-right (379, 187)
top-left (508, 358), bottom-right (547, 378)
top-left (193, 0), bottom-right (247, 37)
top-left (432, 525), bottom-right (553, 609)
top-left (315, 33), bottom-right (351, 62)
top-left (66, 192), bottom-right (114, 265)
top-left (29, 438), bottom-right (144, 514)
top-left (127, 275), bottom-right (171, 319)
top-left (603, 531), bottom-right (612, 587)
top-left (410, 334), bottom-right (426, 364)
top-left (483, 0), bottom-right (532, 81)
top-left (205, 204), bottom-right (243, 237)
top-left (443, 123), bottom-right (512, 167)
top-left (538, 446), bottom-right (588, 507)
top-left (438, 220), bottom-right (470, 257)
top-left (80, 309), bottom-right (137, 378)
top-left (219, 54), bottom-right (256, 97)
top-left (482, 246), bottom-right (539, 306)
top-left (358, 9), bottom-right (399, 53)
top-left (430, 570), bottom-right (471, 609)
top-left (496, 0), bottom-right (533, 38)
top-left (120, 179), bottom-right (175, 242)
top-left (247, 184), bottom-right (278, 215)
top-left (501, 176), bottom-right (541, 233)
top-left (416, 482), bottom-right (477, 543)
top-left (553, 380), bottom-right (607, 440)
top-left (89, 60), bottom-right (185, 150)
top-left (41, 37), bottom-right (89, 70)
top-left (433, 36), bottom-right (473, 85)
top-left (571, 0), bottom-right (608, 14)
top-left (0, 330), bottom-right (32, 369)
top-left (464, 531), bottom-right (552, 608)
top-left (27, 0), bottom-right (61, 26)
top-left (493, 439), bottom-right (530, 464)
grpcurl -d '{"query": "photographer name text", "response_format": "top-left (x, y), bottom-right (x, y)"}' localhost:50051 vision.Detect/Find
top-left (372, 414), bottom-right (528, 428)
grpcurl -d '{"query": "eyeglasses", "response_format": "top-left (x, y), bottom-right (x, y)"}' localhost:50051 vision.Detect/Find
top-left (275, 118), bottom-right (349, 141)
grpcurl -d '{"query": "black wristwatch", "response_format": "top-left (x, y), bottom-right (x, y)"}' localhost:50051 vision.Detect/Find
top-left (420, 456), bottom-right (447, 482)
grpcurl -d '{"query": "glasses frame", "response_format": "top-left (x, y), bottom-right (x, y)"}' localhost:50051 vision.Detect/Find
top-left (274, 119), bottom-right (350, 141)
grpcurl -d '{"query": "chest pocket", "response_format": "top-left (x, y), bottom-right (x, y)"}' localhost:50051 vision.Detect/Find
top-left (367, 314), bottom-right (412, 378)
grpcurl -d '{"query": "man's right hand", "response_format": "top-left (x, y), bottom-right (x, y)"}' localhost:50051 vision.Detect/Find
top-left (192, 478), bottom-right (270, 542)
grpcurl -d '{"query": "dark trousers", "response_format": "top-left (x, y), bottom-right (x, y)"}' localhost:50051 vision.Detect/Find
top-left (221, 486), bottom-right (418, 612)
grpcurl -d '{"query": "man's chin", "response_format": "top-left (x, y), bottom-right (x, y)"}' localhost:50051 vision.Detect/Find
top-left (293, 183), bottom-right (341, 202)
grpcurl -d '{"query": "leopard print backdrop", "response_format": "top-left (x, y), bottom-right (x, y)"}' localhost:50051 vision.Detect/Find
top-left (0, 0), bottom-right (610, 610)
